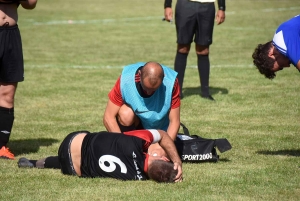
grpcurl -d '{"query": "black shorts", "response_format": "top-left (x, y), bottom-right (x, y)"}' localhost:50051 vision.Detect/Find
top-left (57, 131), bottom-right (90, 175)
top-left (175, 0), bottom-right (215, 45)
top-left (0, 25), bottom-right (24, 83)
top-left (116, 117), bottom-right (144, 132)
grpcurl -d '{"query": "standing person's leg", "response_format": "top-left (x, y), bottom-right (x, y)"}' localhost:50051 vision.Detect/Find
top-left (195, 3), bottom-right (215, 100)
top-left (174, 45), bottom-right (190, 98)
top-left (196, 46), bottom-right (213, 100)
top-left (0, 83), bottom-right (17, 159)
top-left (174, 0), bottom-right (196, 99)
top-left (0, 25), bottom-right (24, 159)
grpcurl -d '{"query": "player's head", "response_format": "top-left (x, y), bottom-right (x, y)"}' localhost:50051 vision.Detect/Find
top-left (147, 160), bottom-right (178, 183)
top-left (252, 41), bottom-right (291, 79)
top-left (139, 62), bottom-right (164, 95)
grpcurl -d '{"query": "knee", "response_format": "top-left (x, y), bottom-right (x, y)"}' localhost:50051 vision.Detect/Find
top-left (177, 44), bottom-right (190, 54)
top-left (196, 45), bottom-right (209, 55)
top-left (0, 84), bottom-right (17, 107)
top-left (118, 106), bottom-right (135, 126)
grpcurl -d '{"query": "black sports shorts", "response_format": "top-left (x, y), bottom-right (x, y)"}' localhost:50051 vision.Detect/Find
top-left (116, 117), bottom-right (144, 132)
top-left (175, 0), bottom-right (215, 45)
top-left (0, 25), bottom-right (24, 82)
top-left (58, 131), bottom-right (89, 175)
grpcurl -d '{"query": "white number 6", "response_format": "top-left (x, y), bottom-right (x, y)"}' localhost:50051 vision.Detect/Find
top-left (99, 155), bottom-right (127, 173)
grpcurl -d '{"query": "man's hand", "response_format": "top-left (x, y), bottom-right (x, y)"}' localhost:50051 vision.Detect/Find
top-left (164, 7), bottom-right (173, 22)
top-left (173, 162), bottom-right (183, 182)
top-left (215, 10), bottom-right (225, 25)
top-left (156, 130), bottom-right (183, 182)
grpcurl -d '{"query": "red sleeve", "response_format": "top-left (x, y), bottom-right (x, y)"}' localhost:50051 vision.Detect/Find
top-left (171, 78), bottom-right (181, 109)
top-left (108, 76), bottom-right (124, 107)
top-left (123, 130), bottom-right (153, 150)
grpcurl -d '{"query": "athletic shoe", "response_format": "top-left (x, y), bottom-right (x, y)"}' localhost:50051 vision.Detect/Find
top-left (18, 157), bottom-right (34, 168)
top-left (0, 146), bottom-right (15, 160)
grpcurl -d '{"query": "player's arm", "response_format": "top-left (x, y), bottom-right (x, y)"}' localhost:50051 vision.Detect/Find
top-left (103, 76), bottom-right (123, 133)
top-left (167, 107), bottom-right (180, 140)
top-left (20, 0), bottom-right (37, 9)
top-left (125, 129), bottom-right (182, 181)
top-left (167, 78), bottom-right (180, 140)
top-left (156, 129), bottom-right (182, 182)
top-left (216, 0), bottom-right (225, 25)
top-left (103, 100), bottom-right (122, 133)
top-left (164, 0), bottom-right (173, 22)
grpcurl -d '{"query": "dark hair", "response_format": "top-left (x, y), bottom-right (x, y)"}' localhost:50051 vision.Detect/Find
top-left (252, 41), bottom-right (276, 79)
top-left (147, 160), bottom-right (178, 183)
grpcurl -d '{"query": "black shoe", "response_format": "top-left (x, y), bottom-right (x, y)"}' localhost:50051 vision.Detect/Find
top-left (201, 95), bottom-right (215, 101)
top-left (18, 157), bottom-right (34, 168)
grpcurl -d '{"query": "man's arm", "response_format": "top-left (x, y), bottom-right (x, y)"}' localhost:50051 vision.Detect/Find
top-left (157, 129), bottom-right (182, 182)
top-left (146, 107), bottom-right (180, 157)
top-left (216, 0), bottom-right (225, 25)
top-left (164, 0), bottom-right (172, 22)
top-left (103, 100), bottom-right (122, 133)
top-left (167, 107), bottom-right (180, 140)
top-left (20, 0), bottom-right (37, 9)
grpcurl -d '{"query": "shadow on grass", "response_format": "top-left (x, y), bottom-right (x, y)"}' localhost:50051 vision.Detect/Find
top-left (182, 86), bottom-right (228, 98)
top-left (257, 149), bottom-right (300, 157)
top-left (219, 158), bottom-right (231, 162)
top-left (8, 138), bottom-right (59, 156)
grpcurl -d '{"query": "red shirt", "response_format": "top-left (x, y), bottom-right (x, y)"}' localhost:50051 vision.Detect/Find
top-left (108, 74), bottom-right (180, 109)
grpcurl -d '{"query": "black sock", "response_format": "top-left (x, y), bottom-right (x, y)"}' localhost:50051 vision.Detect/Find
top-left (174, 52), bottom-right (188, 97)
top-left (0, 107), bottom-right (14, 148)
top-left (197, 54), bottom-right (210, 96)
top-left (30, 156), bottom-right (60, 169)
top-left (29, 160), bottom-right (38, 167)
top-left (44, 156), bottom-right (61, 169)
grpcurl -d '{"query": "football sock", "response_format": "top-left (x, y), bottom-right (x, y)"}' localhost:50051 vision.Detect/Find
top-left (0, 106), bottom-right (14, 148)
top-left (29, 160), bottom-right (38, 167)
top-left (44, 156), bottom-right (61, 169)
top-left (174, 52), bottom-right (188, 96)
top-left (32, 156), bottom-right (60, 169)
top-left (197, 54), bottom-right (210, 96)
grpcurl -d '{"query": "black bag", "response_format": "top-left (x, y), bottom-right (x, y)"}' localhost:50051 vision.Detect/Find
top-left (175, 123), bottom-right (232, 162)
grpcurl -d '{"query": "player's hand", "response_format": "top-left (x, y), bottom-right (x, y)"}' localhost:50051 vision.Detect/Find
top-left (216, 10), bottom-right (225, 25)
top-left (164, 7), bottom-right (173, 22)
top-left (173, 162), bottom-right (183, 182)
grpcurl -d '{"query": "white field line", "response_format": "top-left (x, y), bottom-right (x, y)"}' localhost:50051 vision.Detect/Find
top-left (25, 64), bottom-right (254, 69)
top-left (28, 6), bottom-right (300, 26)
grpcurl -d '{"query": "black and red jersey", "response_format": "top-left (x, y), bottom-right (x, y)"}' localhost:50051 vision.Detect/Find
top-left (80, 130), bottom-right (160, 180)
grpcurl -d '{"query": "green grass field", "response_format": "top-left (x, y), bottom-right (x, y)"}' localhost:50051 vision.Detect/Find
top-left (1, 0), bottom-right (299, 200)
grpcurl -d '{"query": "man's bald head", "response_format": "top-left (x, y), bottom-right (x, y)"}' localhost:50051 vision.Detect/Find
top-left (140, 62), bottom-right (164, 87)
top-left (139, 62), bottom-right (164, 95)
